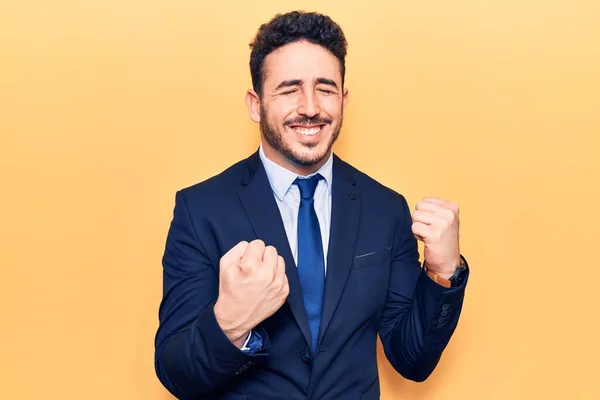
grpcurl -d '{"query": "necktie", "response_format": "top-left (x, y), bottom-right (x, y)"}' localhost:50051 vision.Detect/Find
top-left (294, 174), bottom-right (325, 354)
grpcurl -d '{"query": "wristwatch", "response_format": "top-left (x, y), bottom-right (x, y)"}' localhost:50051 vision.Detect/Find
top-left (424, 256), bottom-right (468, 288)
top-left (448, 256), bottom-right (468, 287)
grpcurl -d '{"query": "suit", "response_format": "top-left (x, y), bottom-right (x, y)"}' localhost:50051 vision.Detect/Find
top-left (154, 150), bottom-right (469, 400)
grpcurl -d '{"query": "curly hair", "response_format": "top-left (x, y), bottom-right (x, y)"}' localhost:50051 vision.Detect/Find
top-left (249, 11), bottom-right (348, 96)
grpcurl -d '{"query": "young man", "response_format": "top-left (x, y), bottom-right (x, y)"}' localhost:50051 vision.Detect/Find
top-left (155, 11), bottom-right (469, 400)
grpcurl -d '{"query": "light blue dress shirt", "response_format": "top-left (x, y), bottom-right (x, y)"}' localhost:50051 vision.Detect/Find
top-left (240, 145), bottom-right (334, 352)
top-left (258, 145), bottom-right (333, 269)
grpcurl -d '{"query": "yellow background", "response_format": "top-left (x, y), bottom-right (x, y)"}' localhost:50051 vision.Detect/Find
top-left (1, 0), bottom-right (599, 399)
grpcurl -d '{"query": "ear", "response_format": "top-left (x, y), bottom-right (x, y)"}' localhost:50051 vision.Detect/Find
top-left (342, 87), bottom-right (349, 111)
top-left (245, 89), bottom-right (261, 123)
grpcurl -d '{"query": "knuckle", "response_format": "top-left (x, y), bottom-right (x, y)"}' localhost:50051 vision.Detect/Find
top-left (236, 240), bottom-right (249, 254)
top-left (240, 259), bottom-right (256, 270)
top-left (265, 245), bottom-right (278, 257)
top-left (273, 279), bottom-right (283, 292)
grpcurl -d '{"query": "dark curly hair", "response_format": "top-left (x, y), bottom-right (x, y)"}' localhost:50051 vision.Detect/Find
top-left (249, 11), bottom-right (348, 96)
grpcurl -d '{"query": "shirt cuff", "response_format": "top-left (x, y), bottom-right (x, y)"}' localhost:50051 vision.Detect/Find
top-left (240, 329), bottom-right (264, 354)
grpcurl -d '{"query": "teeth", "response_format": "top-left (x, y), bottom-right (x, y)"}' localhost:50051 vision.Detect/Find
top-left (292, 126), bottom-right (321, 136)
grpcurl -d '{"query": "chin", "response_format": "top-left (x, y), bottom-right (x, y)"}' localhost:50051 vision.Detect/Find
top-left (291, 146), bottom-right (330, 167)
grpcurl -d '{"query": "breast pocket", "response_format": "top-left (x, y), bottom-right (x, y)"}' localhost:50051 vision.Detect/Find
top-left (352, 247), bottom-right (392, 269)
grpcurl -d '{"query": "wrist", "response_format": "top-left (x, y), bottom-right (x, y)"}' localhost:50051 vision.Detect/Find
top-left (214, 303), bottom-right (250, 347)
top-left (230, 331), bottom-right (251, 349)
top-left (423, 256), bottom-right (462, 287)
top-left (424, 255), bottom-right (467, 288)
top-left (424, 255), bottom-right (461, 277)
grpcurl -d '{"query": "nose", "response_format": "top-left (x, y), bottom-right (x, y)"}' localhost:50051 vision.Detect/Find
top-left (297, 90), bottom-right (321, 117)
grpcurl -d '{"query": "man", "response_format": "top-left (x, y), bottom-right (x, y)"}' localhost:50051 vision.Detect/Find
top-left (155, 11), bottom-right (469, 400)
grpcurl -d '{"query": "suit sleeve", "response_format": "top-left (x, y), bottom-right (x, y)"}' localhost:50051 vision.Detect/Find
top-left (154, 191), bottom-right (269, 399)
top-left (378, 195), bottom-right (469, 382)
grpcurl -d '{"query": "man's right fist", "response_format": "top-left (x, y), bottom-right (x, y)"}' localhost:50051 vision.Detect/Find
top-left (214, 240), bottom-right (290, 348)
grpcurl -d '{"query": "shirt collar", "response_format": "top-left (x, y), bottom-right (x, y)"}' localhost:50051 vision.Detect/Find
top-left (259, 144), bottom-right (333, 201)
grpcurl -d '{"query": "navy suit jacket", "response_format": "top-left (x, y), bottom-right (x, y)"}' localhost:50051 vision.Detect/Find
top-left (155, 151), bottom-right (468, 400)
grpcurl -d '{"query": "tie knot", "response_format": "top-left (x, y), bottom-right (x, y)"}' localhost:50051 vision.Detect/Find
top-left (294, 174), bottom-right (323, 200)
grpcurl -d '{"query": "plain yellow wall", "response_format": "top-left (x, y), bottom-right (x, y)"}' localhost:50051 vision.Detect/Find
top-left (1, 1), bottom-right (599, 399)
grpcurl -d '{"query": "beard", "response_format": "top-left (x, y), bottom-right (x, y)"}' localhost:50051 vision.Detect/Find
top-left (259, 106), bottom-right (342, 168)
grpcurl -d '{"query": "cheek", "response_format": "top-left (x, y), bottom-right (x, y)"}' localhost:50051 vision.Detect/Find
top-left (321, 97), bottom-right (344, 118)
top-left (266, 101), bottom-right (297, 125)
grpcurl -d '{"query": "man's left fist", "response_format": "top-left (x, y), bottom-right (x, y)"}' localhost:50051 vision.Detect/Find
top-left (411, 197), bottom-right (461, 279)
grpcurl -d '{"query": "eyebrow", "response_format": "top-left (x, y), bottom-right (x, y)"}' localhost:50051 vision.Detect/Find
top-left (274, 79), bottom-right (303, 91)
top-left (316, 78), bottom-right (338, 89)
top-left (274, 78), bottom-right (339, 91)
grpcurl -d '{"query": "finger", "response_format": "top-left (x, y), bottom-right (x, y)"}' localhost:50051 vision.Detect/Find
top-left (415, 201), bottom-right (446, 213)
top-left (278, 257), bottom-right (290, 296)
top-left (281, 274), bottom-right (290, 298)
top-left (262, 245), bottom-right (278, 282)
top-left (220, 241), bottom-right (249, 268)
top-left (239, 239), bottom-right (265, 271)
top-left (412, 210), bottom-right (437, 225)
top-left (276, 255), bottom-right (286, 274)
top-left (263, 245), bottom-right (278, 264)
top-left (272, 255), bottom-right (285, 279)
top-left (412, 222), bottom-right (431, 241)
top-left (272, 255), bottom-right (286, 289)
top-left (416, 201), bottom-right (457, 222)
top-left (422, 197), bottom-right (459, 214)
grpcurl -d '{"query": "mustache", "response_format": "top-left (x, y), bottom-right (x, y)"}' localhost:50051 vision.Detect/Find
top-left (284, 117), bottom-right (332, 126)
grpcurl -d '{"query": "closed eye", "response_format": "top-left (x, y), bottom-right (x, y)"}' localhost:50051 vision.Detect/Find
top-left (281, 89), bottom-right (298, 95)
top-left (319, 89), bottom-right (335, 95)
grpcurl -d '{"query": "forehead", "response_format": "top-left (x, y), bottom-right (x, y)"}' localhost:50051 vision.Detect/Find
top-left (262, 40), bottom-right (342, 89)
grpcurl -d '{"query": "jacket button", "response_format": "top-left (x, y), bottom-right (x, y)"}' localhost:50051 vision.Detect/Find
top-left (300, 351), bottom-right (311, 362)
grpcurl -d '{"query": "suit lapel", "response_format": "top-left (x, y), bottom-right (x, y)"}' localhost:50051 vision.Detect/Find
top-left (237, 151), bottom-right (312, 348)
top-left (318, 156), bottom-right (361, 348)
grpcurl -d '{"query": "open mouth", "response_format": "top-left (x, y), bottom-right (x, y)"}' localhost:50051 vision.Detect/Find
top-left (288, 124), bottom-right (327, 136)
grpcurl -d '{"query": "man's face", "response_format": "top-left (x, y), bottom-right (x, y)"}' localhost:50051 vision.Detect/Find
top-left (250, 40), bottom-right (348, 173)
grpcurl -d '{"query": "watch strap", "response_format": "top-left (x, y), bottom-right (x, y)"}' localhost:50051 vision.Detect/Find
top-left (424, 256), bottom-right (467, 288)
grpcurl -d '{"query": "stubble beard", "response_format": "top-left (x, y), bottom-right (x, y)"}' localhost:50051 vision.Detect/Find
top-left (259, 106), bottom-right (342, 168)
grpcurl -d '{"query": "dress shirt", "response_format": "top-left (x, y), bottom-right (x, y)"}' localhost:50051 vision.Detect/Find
top-left (241, 144), bottom-right (333, 353)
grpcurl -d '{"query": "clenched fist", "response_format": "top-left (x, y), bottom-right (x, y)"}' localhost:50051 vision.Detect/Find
top-left (214, 239), bottom-right (290, 348)
top-left (412, 197), bottom-right (461, 279)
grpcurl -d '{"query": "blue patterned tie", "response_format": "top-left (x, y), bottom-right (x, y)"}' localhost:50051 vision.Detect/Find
top-left (294, 174), bottom-right (325, 354)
